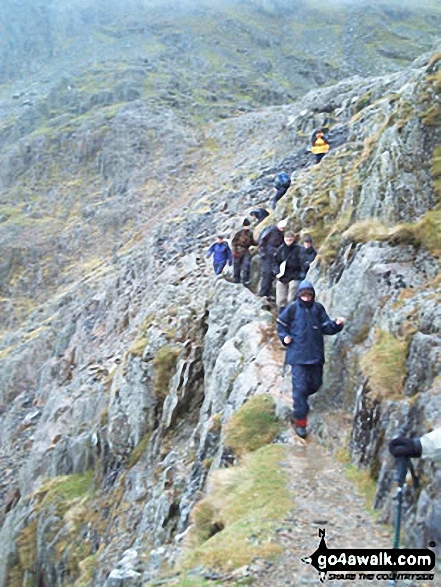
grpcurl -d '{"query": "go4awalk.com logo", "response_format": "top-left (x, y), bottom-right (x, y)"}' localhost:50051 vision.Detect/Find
top-left (302, 529), bottom-right (436, 583)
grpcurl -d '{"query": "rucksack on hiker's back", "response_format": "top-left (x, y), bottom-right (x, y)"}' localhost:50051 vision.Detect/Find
top-left (257, 226), bottom-right (272, 247)
top-left (274, 172), bottom-right (291, 189)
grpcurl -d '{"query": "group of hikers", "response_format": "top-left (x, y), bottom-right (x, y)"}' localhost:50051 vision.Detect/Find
top-left (204, 129), bottom-right (337, 439)
top-left (207, 215), bottom-right (317, 311)
top-left (206, 123), bottom-right (441, 544)
top-left (206, 213), bottom-right (342, 439)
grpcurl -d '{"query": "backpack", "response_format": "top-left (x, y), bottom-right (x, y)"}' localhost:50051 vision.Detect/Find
top-left (257, 226), bottom-right (273, 247)
top-left (274, 172), bottom-right (291, 189)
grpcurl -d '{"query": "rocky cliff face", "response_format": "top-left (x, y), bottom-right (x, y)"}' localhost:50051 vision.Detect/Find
top-left (0, 17), bottom-right (440, 587)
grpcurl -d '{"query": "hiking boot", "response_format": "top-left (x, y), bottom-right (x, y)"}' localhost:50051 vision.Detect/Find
top-left (293, 418), bottom-right (308, 439)
top-left (295, 425), bottom-right (308, 439)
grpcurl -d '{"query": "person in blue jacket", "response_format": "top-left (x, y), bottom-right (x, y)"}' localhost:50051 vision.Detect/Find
top-left (277, 280), bottom-right (346, 439)
top-left (206, 235), bottom-right (233, 275)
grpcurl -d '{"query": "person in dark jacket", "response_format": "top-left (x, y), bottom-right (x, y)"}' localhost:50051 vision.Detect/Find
top-left (232, 219), bottom-right (257, 285)
top-left (258, 219), bottom-right (287, 298)
top-left (250, 208), bottom-right (270, 226)
top-left (275, 231), bottom-right (303, 312)
top-left (206, 235), bottom-right (233, 275)
top-left (300, 234), bottom-right (317, 277)
top-left (277, 280), bottom-right (345, 438)
top-left (389, 428), bottom-right (441, 462)
top-left (272, 172), bottom-right (291, 209)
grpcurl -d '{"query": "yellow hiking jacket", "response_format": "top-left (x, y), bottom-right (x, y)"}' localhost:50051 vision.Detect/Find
top-left (311, 134), bottom-right (330, 155)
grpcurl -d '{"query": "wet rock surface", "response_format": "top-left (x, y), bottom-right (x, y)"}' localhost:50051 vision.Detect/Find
top-left (0, 38), bottom-right (440, 587)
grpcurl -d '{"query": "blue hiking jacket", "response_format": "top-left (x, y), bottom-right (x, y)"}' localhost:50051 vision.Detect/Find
top-left (277, 280), bottom-right (343, 365)
top-left (207, 242), bottom-right (233, 265)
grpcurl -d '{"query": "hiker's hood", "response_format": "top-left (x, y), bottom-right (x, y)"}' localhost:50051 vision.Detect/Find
top-left (297, 280), bottom-right (316, 299)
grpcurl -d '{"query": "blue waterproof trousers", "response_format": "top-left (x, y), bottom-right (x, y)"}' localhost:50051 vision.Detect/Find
top-left (291, 363), bottom-right (323, 420)
top-left (213, 261), bottom-right (227, 275)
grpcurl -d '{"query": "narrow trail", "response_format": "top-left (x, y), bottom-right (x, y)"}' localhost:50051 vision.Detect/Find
top-left (258, 437), bottom-right (393, 587)
top-left (261, 342), bottom-right (437, 587)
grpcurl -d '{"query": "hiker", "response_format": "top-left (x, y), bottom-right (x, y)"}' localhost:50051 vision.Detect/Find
top-left (275, 231), bottom-right (303, 312)
top-left (277, 280), bottom-right (345, 439)
top-left (272, 171), bottom-right (291, 209)
top-left (389, 428), bottom-right (441, 461)
top-left (311, 129), bottom-right (330, 164)
top-left (250, 208), bottom-right (270, 226)
top-left (231, 219), bottom-right (257, 286)
top-left (206, 235), bottom-right (232, 276)
top-left (300, 234), bottom-right (317, 277)
top-left (258, 219), bottom-right (287, 299)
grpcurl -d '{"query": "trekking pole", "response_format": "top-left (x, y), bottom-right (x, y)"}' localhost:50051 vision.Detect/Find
top-left (392, 457), bottom-right (420, 549)
top-left (390, 456), bottom-right (420, 587)
top-left (393, 456), bottom-right (409, 550)
top-left (390, 457), bottom-right (409, 587)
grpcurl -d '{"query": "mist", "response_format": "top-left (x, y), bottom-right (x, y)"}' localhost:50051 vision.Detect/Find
top-left (0, 0), bottom-right (439, 87)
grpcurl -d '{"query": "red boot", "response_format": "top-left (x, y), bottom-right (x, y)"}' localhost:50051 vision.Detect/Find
top-left (294, 418), bottom-right (308, 439)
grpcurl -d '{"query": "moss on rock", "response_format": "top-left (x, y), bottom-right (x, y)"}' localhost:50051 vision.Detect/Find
top-left (360, 329), bottom-right (408, 399)
top-left (224, 394), bottom-right (280, 458)
top-left (181, 444), bottom-right (291, 572)
top-left (153, 345), bottom-right (181, 401)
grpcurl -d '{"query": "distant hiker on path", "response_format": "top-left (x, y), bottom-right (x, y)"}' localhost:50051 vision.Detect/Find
top-left (250, 207), bottom-right (270, 226)
top-left (272, 172), bottom-right (291, 209)
top-left (311, 129), bottom-right (330, 164)
top-left (275, 231), bottom-right (303, 312)
top-left (300, 234), bottom-right (317, 277)
top-left (206, 235), bottom-right (232, 275)
top-left (232, 219), bottom-right (257, 286)
top-left (277, 280), bottom-right (345, 439)
top-left (389, 428), bottom-right (441, 462)
top-left (258, 219), bottom-right (287, 299)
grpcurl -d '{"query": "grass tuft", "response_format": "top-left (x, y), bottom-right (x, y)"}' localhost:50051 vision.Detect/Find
top-left (153, 345), bottom-right (181, 401)
top-left (181, 444), bottom-right (292, 572)
top-left (360, 329), bottom-right (408, 399)
top-left (224, 394), bottom-right (280, 457)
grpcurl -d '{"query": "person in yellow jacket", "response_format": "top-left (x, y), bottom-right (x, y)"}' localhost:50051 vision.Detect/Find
top-left (311, 129), bottom-right (330, 164)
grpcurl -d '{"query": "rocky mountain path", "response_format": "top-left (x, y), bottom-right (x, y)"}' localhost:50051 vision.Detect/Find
top-left (257, 436), bottom-right (392, 587)
top-left (251, 343), bottom-right (435, 587)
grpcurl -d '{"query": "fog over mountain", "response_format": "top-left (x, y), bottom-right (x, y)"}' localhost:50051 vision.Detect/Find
top-left (0, 1), bottom-right (440, 586)
top-left (1, 0), bottom-right (440, 87)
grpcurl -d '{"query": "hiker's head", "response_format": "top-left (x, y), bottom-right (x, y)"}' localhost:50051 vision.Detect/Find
top-left (303, 234), bottom-right (313, 248)
top-left (297, 280), bottom-right (316, 305)
top-left (242, 218), bottom-right (251, 229)
top-left (284, 231), bottom-right (296, 245)
top-left (216, 235), bottom-right (224, 243)
top-left (277, 219), bottom-right (288, 232)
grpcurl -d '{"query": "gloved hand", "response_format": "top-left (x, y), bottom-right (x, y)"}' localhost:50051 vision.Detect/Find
top-left (388, 436), bottom-right (422, 458)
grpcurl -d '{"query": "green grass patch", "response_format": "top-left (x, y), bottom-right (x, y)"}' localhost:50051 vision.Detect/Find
top-left (129, 313), bottom-right (156, 357)
top-left (224, 394), bottom-right (280, 457)
top-left (360, 329), bottom-right (408, 399)
top-left (75, 554), bottom-right (98, 587)
top-left (38, 470), bottom-right (94, 514)
top-left (181, 444), bottom-right (292, 572)
top-left (411, 209), bottom-right (441, 256)
top-left (129, 334), bottom-right (149, 357)
top-left (9, 472), bottom-right (95, 586)
top-left (342, 211), bottom-right (441, 257)
top-left (153, 345), bottom-right (181, 401)
top-left (343, 220), bottom-right (390, 244)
